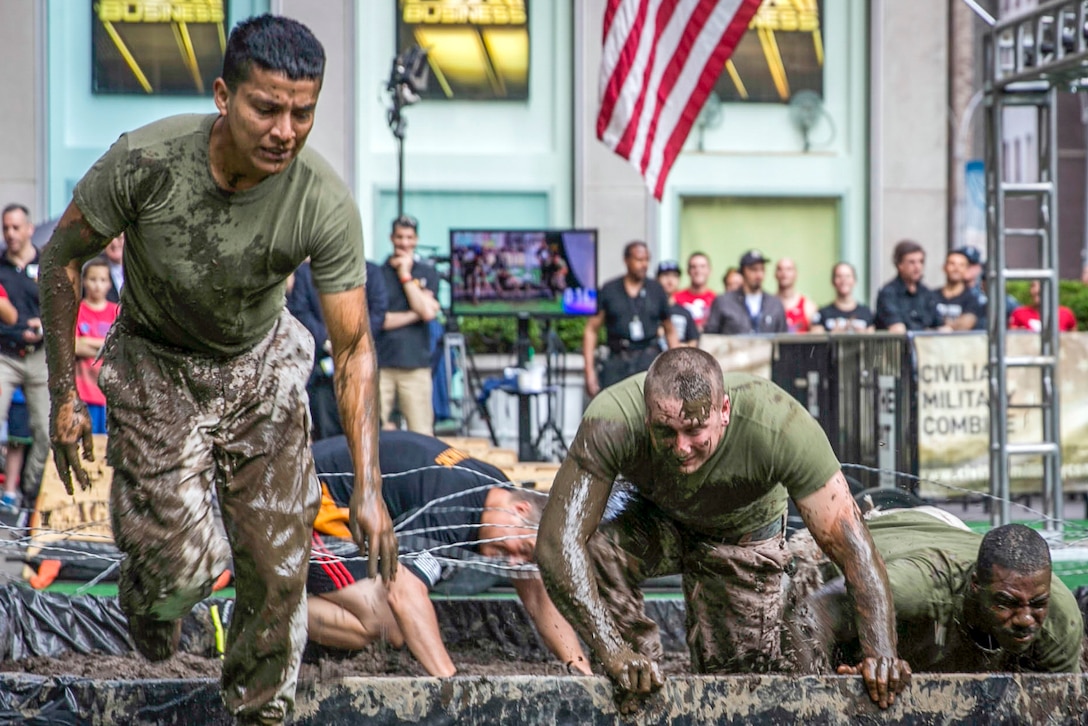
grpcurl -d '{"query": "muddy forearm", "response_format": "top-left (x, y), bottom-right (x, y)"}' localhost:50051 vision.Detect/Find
top-left (334, 327), bottom-right (382, 505)
top-left (40, 247), bottom-right (83, 397)
top-left (537, 463), bottom-right (628, 666)
top-left (831, 518), bottom-right (898, 660)
top-left (537, 538), bottom-right (628, 666)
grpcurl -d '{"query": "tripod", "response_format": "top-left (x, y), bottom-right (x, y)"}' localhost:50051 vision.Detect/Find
top-left (528, 319), bottom-right (568, 461)
top-left (442, 319), bottom-right (500, 444)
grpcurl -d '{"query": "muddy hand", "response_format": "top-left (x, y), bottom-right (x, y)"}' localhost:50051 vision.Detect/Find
top-left (350, 494), bottom-right (398, 582)
top-left (603, 648), bottom-right (663, 695)
top-left (837, 657), bottom-right (911, 708)
top-left (49, 393), bottom-right (95, 496)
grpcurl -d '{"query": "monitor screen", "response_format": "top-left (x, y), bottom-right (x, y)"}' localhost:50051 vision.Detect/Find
top-left (450, 229), bottom-right (598, 317)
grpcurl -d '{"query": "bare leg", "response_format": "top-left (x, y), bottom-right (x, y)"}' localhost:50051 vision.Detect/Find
top-left (3, 444), bottom-right (24, 499)
top-left (307, 580), bottom-right (405, 650)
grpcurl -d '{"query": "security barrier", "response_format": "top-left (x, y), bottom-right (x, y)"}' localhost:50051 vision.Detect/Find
top-left (703, 331), bottom-right (1088, 498)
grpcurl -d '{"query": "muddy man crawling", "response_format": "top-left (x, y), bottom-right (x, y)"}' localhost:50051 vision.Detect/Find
top-left (536, 347), bottom-right (909, 711)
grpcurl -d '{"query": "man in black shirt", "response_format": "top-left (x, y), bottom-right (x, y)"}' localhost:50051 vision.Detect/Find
top-left (812, 262), bottom-right (874, 333)
top-left (582, 241), bottom-right (677, 396)
top-left (874, 240), bottom-right (948, 332)
top-left (0, 204), bottom-right (49, 510)
top-left (378, 215), bottom-right (441, 433)
top-left (656, 260), bottom-right (699, 347)
top-left (936, 249), bottom-right (984, 330)
top-left (307, 430), bottom-right (591, 677)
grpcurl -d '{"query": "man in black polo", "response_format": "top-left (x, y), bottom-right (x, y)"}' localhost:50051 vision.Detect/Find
top-left (379, 215), bottom-right (441, 434)
top-left (582, 241), bottom-right (677, 397)
top-left (874, 240), bottom-right (949, 332)
top-left (0, 203), bottom-right (49, 511)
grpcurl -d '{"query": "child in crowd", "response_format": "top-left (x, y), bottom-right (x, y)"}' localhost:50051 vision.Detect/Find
top-left (0, 388), bottom-right (34, 515)
top-left (75, 257), bottom-right (119, 434)
top-left (0, 282), bottom-right (28, 514)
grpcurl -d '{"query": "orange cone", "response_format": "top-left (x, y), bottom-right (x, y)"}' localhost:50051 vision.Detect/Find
top-left (212, 569), bottom-right (232, 591)
top-left (29, 560), bottom-right (61, 590)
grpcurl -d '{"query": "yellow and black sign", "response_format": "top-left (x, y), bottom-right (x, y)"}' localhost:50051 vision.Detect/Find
top-left (715, 0), bottom-right (824, 103)
top-left (398, 0), bottom-right (530, 101)
top-left (92, 0), bottom-right (227, 95)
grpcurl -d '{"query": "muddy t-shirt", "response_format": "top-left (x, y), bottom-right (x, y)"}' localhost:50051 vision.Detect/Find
top-left (573, 372), bottom-right (841, 540)
top-left (73, 113), bottom-right (366, 356)
top-left (866, 510), bottom-right (1082, 673)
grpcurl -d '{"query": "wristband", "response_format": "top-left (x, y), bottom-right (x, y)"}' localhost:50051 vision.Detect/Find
top-left (400, 275), bottom-right (413, 285)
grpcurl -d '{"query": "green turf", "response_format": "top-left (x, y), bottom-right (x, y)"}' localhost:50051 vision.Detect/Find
top-left (42, 582), bottom-right (236, 599)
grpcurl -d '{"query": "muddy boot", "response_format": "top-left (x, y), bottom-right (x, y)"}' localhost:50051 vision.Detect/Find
top-left (233, 703), bottom-right (287, 725)
top-left (128, 613), bottom-right (182, 662)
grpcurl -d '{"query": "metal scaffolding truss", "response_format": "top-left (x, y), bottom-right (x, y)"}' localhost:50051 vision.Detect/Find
top-left (982, 0), bottom-right (1079, 531)
top-left (990, 0), bottom-right (1088, 89)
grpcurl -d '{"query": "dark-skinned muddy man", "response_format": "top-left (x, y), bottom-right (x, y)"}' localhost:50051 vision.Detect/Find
top-left (39, 14), bottom-right (397, 726)
top-left (537, 347), bottom-right (910, 713)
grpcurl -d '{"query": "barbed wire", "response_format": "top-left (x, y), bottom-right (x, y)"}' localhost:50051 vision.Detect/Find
top-left (3, 461), bottom-right (1088, 588)
top-left (841, 463), bottom-right (1088, 543)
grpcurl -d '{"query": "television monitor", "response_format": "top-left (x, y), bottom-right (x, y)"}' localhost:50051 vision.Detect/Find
top-left (450, 229), bottom-right (598, 317)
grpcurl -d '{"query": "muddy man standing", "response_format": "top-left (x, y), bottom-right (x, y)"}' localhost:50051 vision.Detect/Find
top-left (39, 15), bottom-right (397, 725)
top-left (537, 347), bottom-right (910, 711)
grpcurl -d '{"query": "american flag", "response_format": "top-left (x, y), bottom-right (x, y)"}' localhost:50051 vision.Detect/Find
top-left (597, 0), bottom-right (763, 200)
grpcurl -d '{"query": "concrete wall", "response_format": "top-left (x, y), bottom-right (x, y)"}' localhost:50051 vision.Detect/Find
top-left (274, 0), bottom-right (355, 189)
top-left (573, 0), bottom-right (655, 266)
top-left (0, 1), bottom-right (44, 218)
top-left (7, 672), bottom-right (1087, 725)
top-left (870, 0), bottom-right (950, 290)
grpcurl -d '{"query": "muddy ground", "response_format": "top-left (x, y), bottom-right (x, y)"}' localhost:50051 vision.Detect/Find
top-left (0, 645), bottom-right (692, 681)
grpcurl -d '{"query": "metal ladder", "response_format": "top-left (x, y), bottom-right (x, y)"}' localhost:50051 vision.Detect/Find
top-left (982, 0), bottom-right (1086, 531)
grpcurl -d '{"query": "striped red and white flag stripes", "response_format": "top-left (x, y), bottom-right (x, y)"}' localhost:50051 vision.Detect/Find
top-left (597, 0), bottom-right (762, 200)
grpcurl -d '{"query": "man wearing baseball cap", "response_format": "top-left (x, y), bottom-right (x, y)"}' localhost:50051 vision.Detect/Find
top-left (954, 244), bottom-right (1015, 329)
top-left (704, 249), bottom-right (787, 335)
top-left (656, 260), bottom-right (699, 347)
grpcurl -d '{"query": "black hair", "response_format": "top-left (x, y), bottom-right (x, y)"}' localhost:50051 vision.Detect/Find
top-left (892, 239), bottom-right (924, 266)
top-left (221, 14), bottom-right (325, 91)
top-left (644, 347), bottom-right (724, 410)
top-left (624, 240), bottom-right (648, 259)
top-left (81, 255), bottom-right (111, 280)
top-left (976, 524), bottom-right (1051, 585)
top-left (1, 203), bottom-right (30, 220)
top-left (391, 214), bottom-right (418, 234)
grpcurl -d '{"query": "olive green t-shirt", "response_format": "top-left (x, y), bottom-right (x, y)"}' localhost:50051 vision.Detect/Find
top-left (74, 113), bottom-right (366, 356)
top-left (573, 372), bottom-right (841, 540)
top-left (865, 510), bottom-right (1083, 673)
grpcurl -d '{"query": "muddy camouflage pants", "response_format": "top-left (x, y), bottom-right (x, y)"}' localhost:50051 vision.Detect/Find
top-left (99, 311), bottom-right (320, 723)
top-left (588, 496), bottom-right (793, 673)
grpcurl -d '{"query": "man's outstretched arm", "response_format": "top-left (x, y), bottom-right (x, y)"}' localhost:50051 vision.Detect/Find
top-left (320, 287), bottom-right (397, 582)
top-left (40, 202), bottom-right (109, 494)
top-left (513, 576), bottom-right (592, 674)
top-left (795, 471), bottom-right (910, 709)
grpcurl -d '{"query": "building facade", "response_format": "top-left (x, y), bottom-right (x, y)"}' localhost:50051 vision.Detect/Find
top-left (6, 0), bottom-right (1079, 308)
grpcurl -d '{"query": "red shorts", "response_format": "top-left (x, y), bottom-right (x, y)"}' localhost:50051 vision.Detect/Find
top-left (307, 531), bottom-right (368, 595)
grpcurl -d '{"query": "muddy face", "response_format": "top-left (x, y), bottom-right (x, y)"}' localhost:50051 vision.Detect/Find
top-left (645, 395), bottom-right (729, 475)
top-left (971, 565), bottom-right (1051, 654)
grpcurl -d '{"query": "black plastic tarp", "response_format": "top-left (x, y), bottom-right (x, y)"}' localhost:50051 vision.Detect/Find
top-left (0, 587), bottom-right (234, 661)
